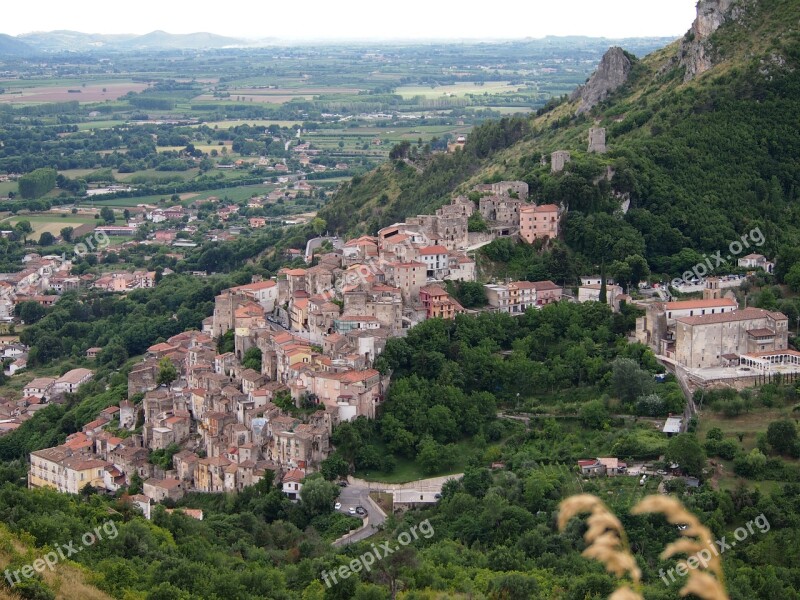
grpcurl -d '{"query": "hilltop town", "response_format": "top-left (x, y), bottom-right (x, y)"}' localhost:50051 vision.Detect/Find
top-left (21, 179), bottom-right (583, 504)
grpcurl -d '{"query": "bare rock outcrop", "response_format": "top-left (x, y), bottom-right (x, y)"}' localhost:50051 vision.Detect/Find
top-left (571, 47), bottom-right (632, 115)
top-left (679, 0), bottom-right (747, 81)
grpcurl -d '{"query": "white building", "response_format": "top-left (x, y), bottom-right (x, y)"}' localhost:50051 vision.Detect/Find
top-left (53, 368), bottom-right (93, 395)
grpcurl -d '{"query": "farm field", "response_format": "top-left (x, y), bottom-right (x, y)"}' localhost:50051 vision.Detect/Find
top-left (3, 214), bottom-right (97, 241)
top-left (76, 184), bottom-right (276, 208)
top-left (76, 120), bottom-right (127, 131)
top-left (0, 181), bottom-right (16, 197)
top-left (157, 144), bottom-right (234, 154)
top-left (192, 94), bottom-right (314, 104)
top-left (0, 82), bottom-right (148, 104)
top-left (194, 119), bottom-right (303, 129)
top-left (113, 168), bottom-right (201, 182)
top-left (395, 81), bottom-right (518, 98)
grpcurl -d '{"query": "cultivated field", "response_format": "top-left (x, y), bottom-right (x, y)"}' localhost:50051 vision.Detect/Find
top-left (192, 94), bottom-right (314, 104)
top-left (3, 215), bottom-right (98, 241)
top-left (0, 82), bottom-right (148, 104)
top-left (395, 81), bottom-right (518, 98)
top-left (194, 119), bottom-right (303, 129)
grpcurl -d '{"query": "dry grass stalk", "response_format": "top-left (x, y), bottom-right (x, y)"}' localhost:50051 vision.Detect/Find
top-left (632, 495), bottom-right (729, 600)
top-left (558, 494), bottom-right (643, 599)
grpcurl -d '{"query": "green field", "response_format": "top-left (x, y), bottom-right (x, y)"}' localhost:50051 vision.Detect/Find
top-left (195, 119), bottom-right (303, 129)
top-left (76, 120), bottom-right (126, 131)
top-left (77, 184), bottom-right (274, 208)
top-left (3, 214), bottom-right (98, 241)
top-left (0, 181), bottom-right (16, 197)
top-left (395, 81), bottom-right (518, 99)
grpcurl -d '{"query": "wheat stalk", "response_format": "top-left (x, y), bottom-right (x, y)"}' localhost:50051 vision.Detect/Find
top-left (558, 494), bottom-right (643, 599)
top-left (632, 495), bottom-right (729, 600)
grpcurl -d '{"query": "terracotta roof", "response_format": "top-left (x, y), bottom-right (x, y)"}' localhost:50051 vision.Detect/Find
top-left (339, 369), bottom-right (380, 383)
top-left (232, 280), bottom-right (277, 292)
top-left (665, 298), bottom-right (738, 310)
top-left (747, 328), bottom-right (776, 337)
top-left (145, 477), bottom-right (182, 490)
top-left (520, 203), bottom-right (559, 212)
top-left (743, 349), bottom-right (800, 358)
top-left (418, 245), bottom-right (449, 255)
top-left (676, 307), bottom-right (787, 326)
top-left (148, 342), bottom-right (176, 353)
top-left (283, 468), bottom-right (305, 483)
top-left (420, 285), bottom-right (448, 296)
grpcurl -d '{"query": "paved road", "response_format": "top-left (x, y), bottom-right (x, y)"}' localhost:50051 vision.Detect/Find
top-left (304, 236), bottom-right (344, 262)
top-left (333, 483), bottom-right (386, 546)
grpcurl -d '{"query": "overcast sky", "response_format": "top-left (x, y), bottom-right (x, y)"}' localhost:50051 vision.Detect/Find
top-left (5, 0), bottom-right (698, 40)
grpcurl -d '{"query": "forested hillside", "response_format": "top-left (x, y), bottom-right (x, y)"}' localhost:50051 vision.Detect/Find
top-left (322, 0), bottom-right (800, 279)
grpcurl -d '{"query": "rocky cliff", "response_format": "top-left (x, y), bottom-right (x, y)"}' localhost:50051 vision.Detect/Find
top-left (679, 0), bottom-right (746, 81)
top-left (570, 46), bottom-right (632, 115)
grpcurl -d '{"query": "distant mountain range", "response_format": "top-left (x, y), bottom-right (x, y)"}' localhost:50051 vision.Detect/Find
top-left (1, 30), bottom-right (246, 53)
top-left (0, 30), bottom-right (681, 56)
top-left (0, 33), bottom-right (34, 56)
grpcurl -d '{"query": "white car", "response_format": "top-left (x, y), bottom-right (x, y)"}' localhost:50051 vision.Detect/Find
top-left (334, 502), bottom-right (341, 510)
top-left (348, 507), bottom-right (356, 515)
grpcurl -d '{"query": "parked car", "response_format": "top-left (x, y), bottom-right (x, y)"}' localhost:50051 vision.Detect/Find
top-left (656, 470), bottom-right (667, 476)
top-left (355, 506), bottom-right (366, 516)
top-left (337, 480), bottom-right (348, 487)
top-left (334, 502), bottom-right (341, 510)
top-left (348, 507), bottom-right (356, 515)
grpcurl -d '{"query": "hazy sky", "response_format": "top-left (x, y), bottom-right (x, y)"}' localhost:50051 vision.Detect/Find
top-left (5, 0), bottom-right (698, 40)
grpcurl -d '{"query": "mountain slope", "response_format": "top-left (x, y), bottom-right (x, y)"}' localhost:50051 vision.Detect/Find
top-left (119, 30), bottom-right (243, 50)
top-left (0, 33), bottom-right (33, 56)
top-left (322, 0), bottom-right (800, 276)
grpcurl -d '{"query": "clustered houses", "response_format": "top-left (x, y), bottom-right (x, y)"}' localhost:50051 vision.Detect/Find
top-left (473, 181), bottom-right (565, 240)
top-left (637, 277), bottom-right (792, 370)
top-left (92, 270), bottom-right (158, 292)
top-left (29, 328), bottom-right (339, 503)
top-left (0, 253), bottom-right (75, 319)
top-left (27, 183), bottom-right (570, 506)
top-left (484, 280), bottom-right (563, 313)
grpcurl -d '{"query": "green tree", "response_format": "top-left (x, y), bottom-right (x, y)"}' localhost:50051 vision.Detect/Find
top-left (319, 452), bottom-right (349, 480)
top-left (15, 301), bottom-right (47, 325)
top-left (468, 211), bottom-right (489, 233)
top-left (299, 473), bottom-right (339, 516)
top-left (611, 358), bottom-right (654, 403)
top-left (100, 206), bottom-right (116, 224)
top-left (311, 217), bottom-right (327, 236)
top-left (579, 399), bottom-right (610, 429)
top-left (15, 220), bottom-right (32, 234)
top-left (156, 357), bottom-right (178, 387)
top-left (18, 168), bottom-right (57, 199)
top-left (766, 419), bottom-right (798, 455)
top-left (39, 232), bottom-right (55, 246)
top-left (665, 434), bottom-right (706, 477)
top-left (243, 347), bottom-right (262, 371)
top-left (60, 226), bottom-right (74, 242)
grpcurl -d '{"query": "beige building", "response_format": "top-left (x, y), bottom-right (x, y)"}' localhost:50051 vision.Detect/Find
top-left (53, 368), bottom-right (93, 395)
top-left (387, 262), bottom-right (426, 303)
top-left (674, 308), bottom-right (789, 369)
top-left (29, 447), bottom-right (108, 494)
top-left (519, 204), bottom-right (560, 243)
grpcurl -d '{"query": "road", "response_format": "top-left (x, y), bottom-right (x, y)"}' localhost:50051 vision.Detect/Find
top-left (304, 236), bottom-right (344, 262)
top-left (333, 482), bottom-right (386, 546)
